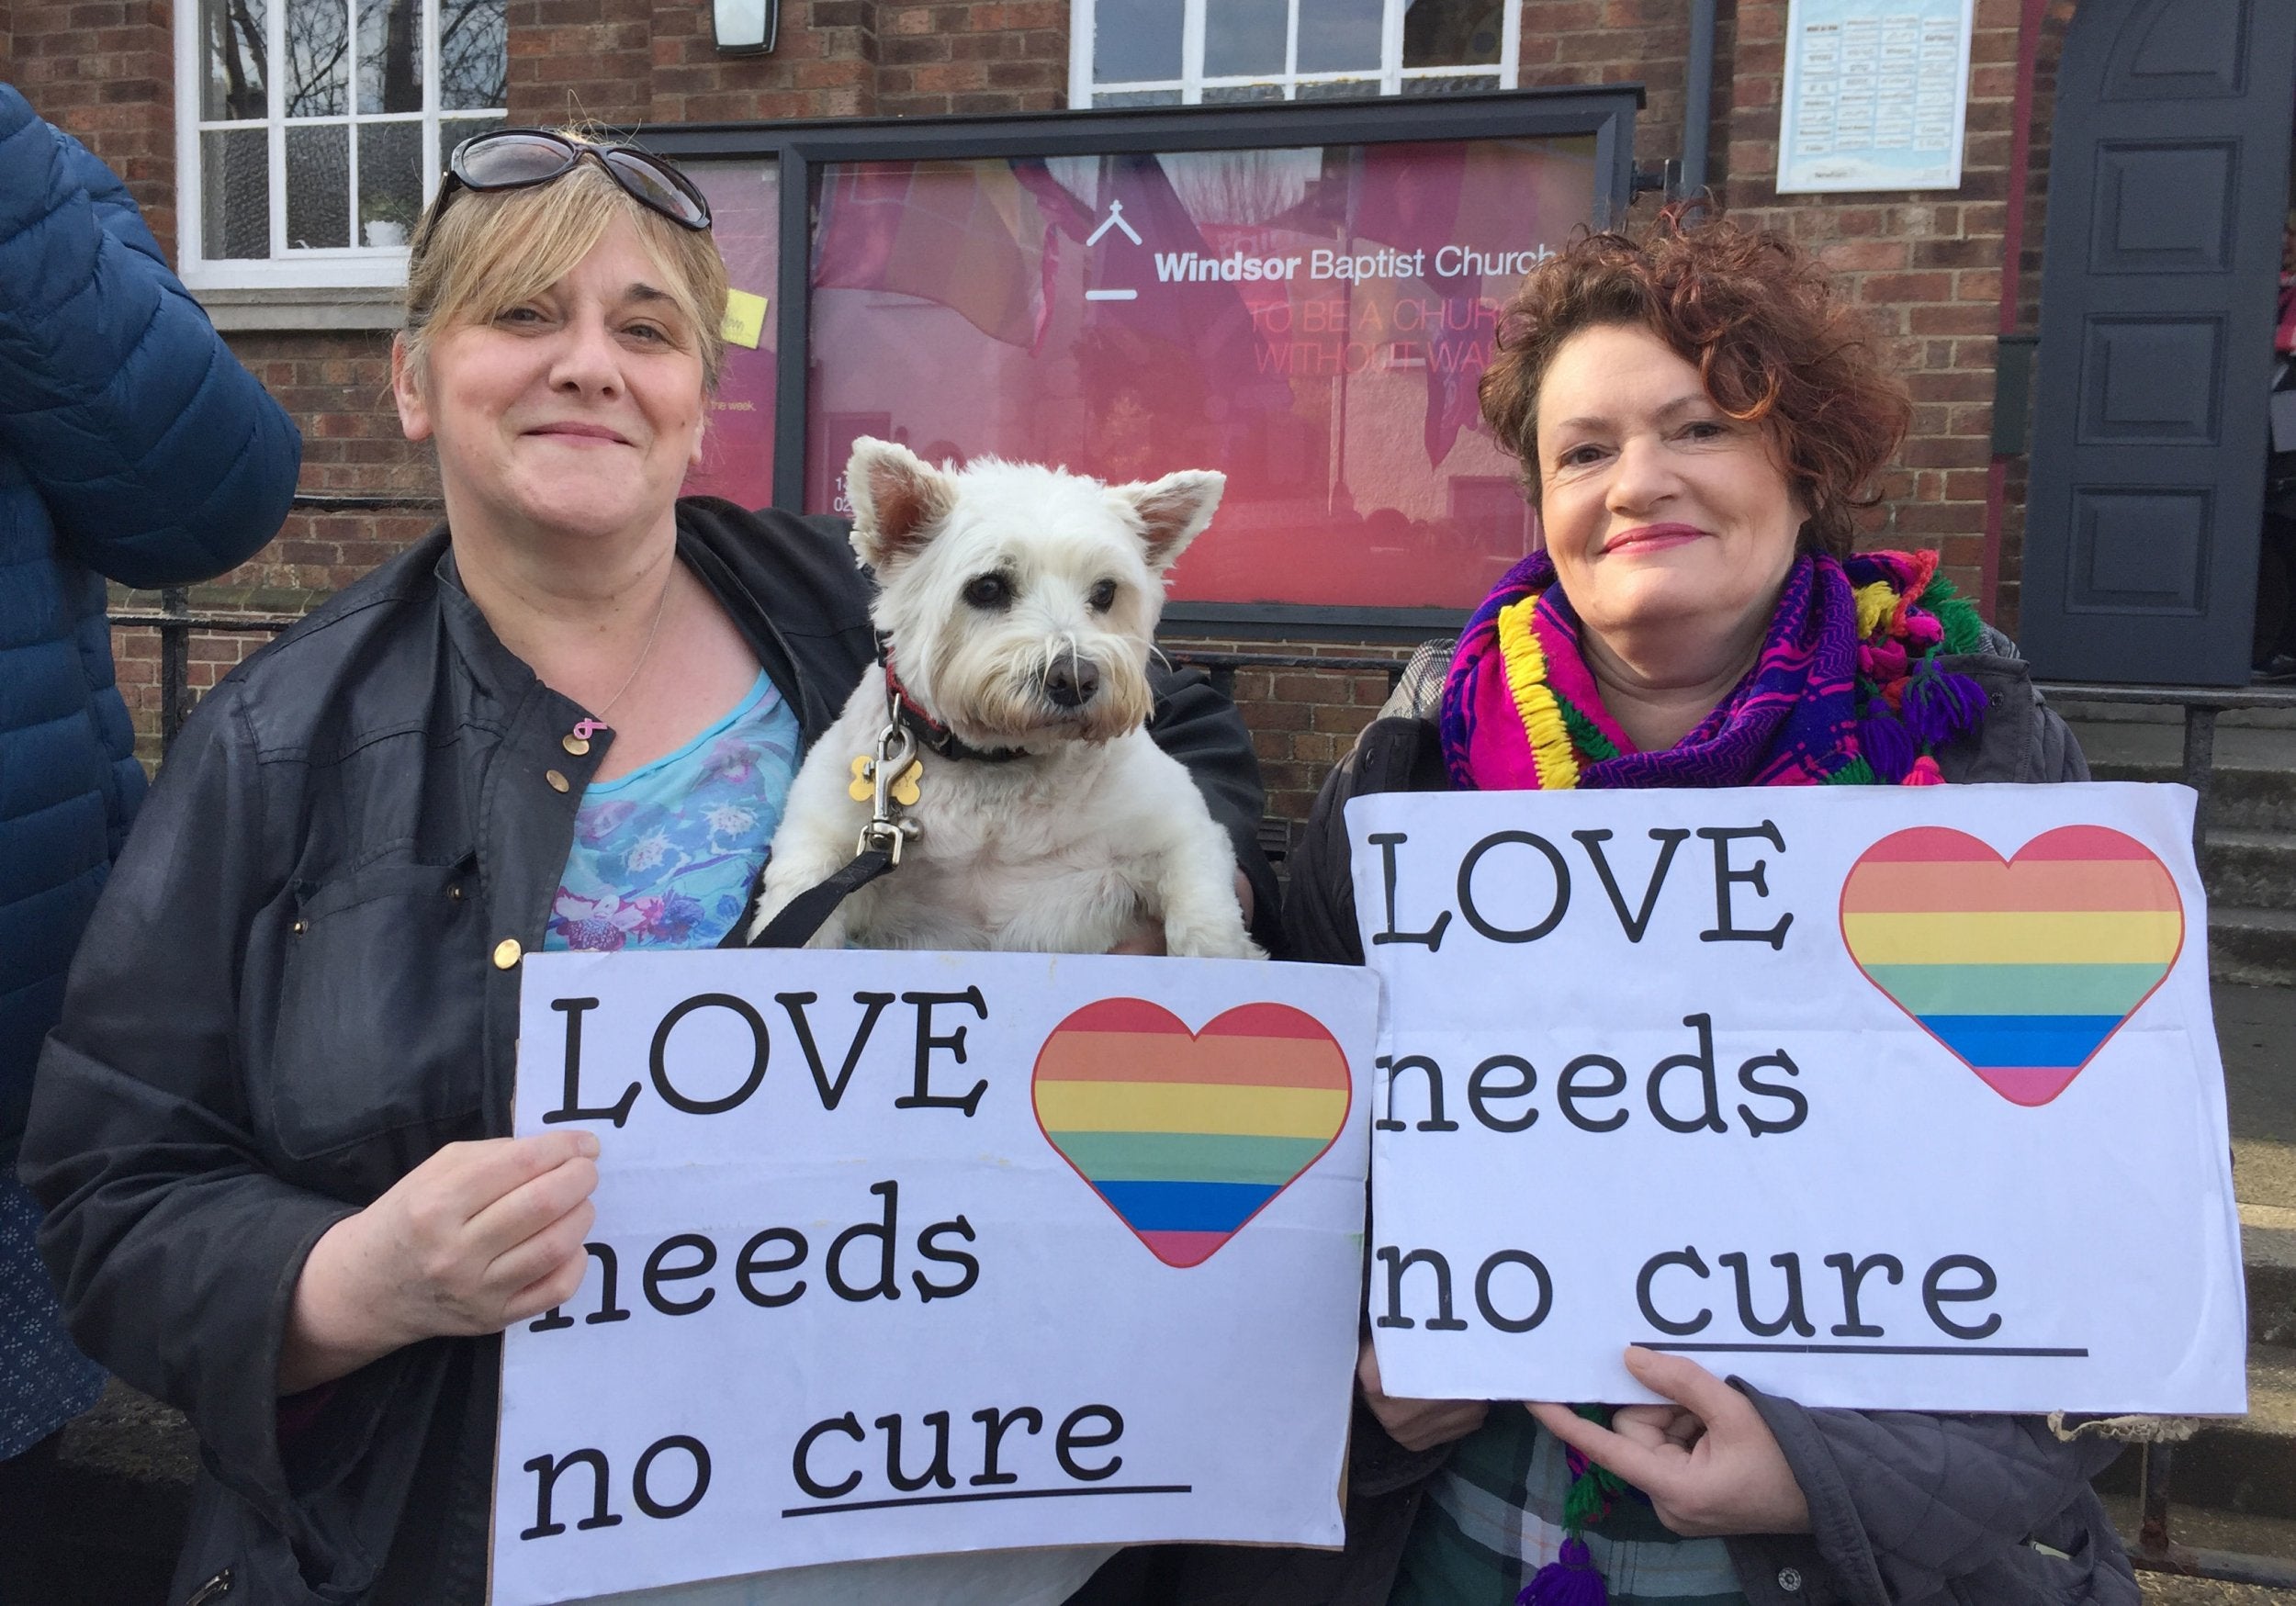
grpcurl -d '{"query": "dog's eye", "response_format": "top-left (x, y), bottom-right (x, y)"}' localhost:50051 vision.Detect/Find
top-left (1087, 579), bottom-right (1119, 612)
top-left (962, 574), bottom-right (1012, 610)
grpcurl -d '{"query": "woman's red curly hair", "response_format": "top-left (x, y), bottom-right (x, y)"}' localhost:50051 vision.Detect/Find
top-left (1478, 211), bottom-right (1911, 558)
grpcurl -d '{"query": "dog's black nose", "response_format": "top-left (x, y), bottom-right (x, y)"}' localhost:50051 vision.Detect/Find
top-left (1044, 659), bottom-right (1099, 708)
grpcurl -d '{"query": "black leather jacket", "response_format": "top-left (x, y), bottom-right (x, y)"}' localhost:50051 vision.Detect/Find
top-left (20, 500), bottom-right (1279, 1605)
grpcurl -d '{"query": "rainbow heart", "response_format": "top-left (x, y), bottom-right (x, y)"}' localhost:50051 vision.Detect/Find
top-left (1031, 999), bottom-right (1353, 1267)
top-left (1840, 825), bottom-right (2185, 1106)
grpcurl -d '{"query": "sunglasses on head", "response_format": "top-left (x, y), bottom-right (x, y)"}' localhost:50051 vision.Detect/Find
top-left (420, 129), bottom-right (713, 248)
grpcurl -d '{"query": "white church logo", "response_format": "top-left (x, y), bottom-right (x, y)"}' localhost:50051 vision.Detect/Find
top-left (1086, 199), bottom-right (1142, 300)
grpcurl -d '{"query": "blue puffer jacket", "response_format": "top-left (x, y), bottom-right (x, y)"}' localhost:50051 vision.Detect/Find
top-left (0, 83), bottom-right (299, 1149)
top-left (0, 82), bottom-right (299, 1458)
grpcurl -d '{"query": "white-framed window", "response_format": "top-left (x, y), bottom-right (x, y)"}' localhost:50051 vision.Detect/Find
top-left (1070, 0), bottom-right (1518, 108)
top-left (174, 0), bottom-right (506, 289)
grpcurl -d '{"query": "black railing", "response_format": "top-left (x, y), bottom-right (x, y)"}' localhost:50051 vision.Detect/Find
top-left (2034, 680), bottom-right (2296, 858)
top-left (118, 491), bottom-right (440, 743)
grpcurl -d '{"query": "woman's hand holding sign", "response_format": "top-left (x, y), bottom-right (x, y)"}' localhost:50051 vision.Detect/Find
top-left (281, 1132), bottom-right (602, 1393)
top-left (1528, 1347), bottom-right (1812, 1537)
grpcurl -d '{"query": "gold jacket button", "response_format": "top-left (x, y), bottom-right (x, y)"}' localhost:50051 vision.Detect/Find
top-left (492, 938), bottom-right (523, 970)
top-left (562, 734), bottom-right (591, 756)
top-left (546, 769), bottom-right (571, 792)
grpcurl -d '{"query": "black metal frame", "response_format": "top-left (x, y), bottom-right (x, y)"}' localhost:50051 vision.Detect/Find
top-left (633, 89), bottom-right (1643, 640)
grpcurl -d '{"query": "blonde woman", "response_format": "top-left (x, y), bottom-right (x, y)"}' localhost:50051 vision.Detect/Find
top-left (23, 129), bottom-right (1272, 1604)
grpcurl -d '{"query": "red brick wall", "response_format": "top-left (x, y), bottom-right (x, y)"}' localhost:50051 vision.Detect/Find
top-left (1720, 0), bottom-right (2034, 614)
top-left (873, 1), bottom-right (1065, 116)
top-left (1184, 655), bottom-right (1411, 842)
top-left (6, 0), bottom-right (176, 253)
top-left (506, 0), bottom-right (656, 128)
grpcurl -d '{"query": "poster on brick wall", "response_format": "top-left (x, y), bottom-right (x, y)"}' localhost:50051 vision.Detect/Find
top-left (1778, 0), bottom-right (1975, 194)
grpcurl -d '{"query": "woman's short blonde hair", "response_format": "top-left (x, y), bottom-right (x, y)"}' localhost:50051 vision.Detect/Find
top-left (401, 128), bottom-right (729, 389)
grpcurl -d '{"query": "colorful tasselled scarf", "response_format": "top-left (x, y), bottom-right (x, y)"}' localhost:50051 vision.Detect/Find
top-left (1439, 547), bottom-right (1991, 797)
top-left (1440, 548), bottom-right (1992, 1606)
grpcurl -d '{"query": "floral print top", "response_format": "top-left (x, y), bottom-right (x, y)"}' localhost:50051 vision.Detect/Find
top-left (543, 672), bottom-right (799, 952)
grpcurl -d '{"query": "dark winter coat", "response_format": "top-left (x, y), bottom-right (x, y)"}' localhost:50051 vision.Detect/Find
top-left (0, 79), bottom-right (298, 1464)
top-left (20, 500), bottom-right (1280, 1605)
top-left (1246, 631), bottom-right (2137, 1606)
top-left (0, 80), bottom-right (299, 1151)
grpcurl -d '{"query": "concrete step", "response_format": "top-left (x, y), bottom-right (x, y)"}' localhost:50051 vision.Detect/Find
top-left (2090, 1343), bottom-right (2296, 1555)
top-left (2, 1381), bottom-right (193, 1601)
top-left (2172, 1341), bottom-right (2296, 1522)
top-left (2075, 753), bottom-right (2296, 983)
top-left (2084, 760), bottom-right (2296, 837)
top-left (2066, 712), bottom-right (2296, 780)
top-left (2249, 1207), bottom-right (2296, 1350)
top-left (2215, 910), bottom-right (2296, 989)
top-left (2207, 830), bottom-right (2296, 911)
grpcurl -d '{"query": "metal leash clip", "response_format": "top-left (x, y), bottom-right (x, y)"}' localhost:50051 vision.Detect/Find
top-left (855, 701), bottom-right (923, 865)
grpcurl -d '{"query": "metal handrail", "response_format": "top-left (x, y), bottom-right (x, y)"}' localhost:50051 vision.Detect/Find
top-left (2035, 680), bottom-right (2296, 859)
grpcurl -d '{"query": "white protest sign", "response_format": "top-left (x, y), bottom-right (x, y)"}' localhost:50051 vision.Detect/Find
top-left (1352, 782), bottom-right (2246, 1415)
top-left (492, 949), bottom-right (1379, 1606)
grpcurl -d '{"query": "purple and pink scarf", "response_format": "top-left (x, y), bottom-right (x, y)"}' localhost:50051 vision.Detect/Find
top-left (1438, 547), bottom-right (1991, 793)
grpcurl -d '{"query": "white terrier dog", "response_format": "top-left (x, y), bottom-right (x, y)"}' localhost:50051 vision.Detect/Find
top-left (747, 438), bottom-right (1263, 959)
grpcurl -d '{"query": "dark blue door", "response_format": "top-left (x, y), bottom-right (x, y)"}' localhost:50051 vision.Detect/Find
top-left (2020, 0), bottom-right (2296, 684)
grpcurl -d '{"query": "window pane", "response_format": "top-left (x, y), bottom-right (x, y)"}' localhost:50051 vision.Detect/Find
top-left (1093, 0), bottom-right (1181, 84)
top-left (438, 0), bottom-right (507, 109)
top-left (678, 160), bottom-right (781, 511)
top-left (439, 0), bottom-right (507, 109)
top-left (1402, 0), bottom-right (1503, 67)
top-left (1204, 0), bottom-right (1287, 78)
top-left (286, 122), bottom-right (350, 247)
top-left (200, 0), bottom-right (268, 121)
top-left (356, 120), bottom-right (421, 245)
top-left (1295, 77), bottom-right (1379, 99)
top-left (1296, 0), bottom-right (1381, 73)
top-left (1092, 88), bottom-right (1183, 107)
top-left (201, 128), bottom-right (271, 257)
top-left (285, 0), bottom-right (349, 115)
top-left (1203, 83), bottom-right (1285, 104)
top-left (1401, 73), bottom-right (1502, 95)
top-left (356, 0), bottom-right (422, 112)
top-left (806, 139), bottom-right (1601, 611)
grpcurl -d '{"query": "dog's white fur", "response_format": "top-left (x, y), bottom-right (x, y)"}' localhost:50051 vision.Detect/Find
top-left (747, 438), bottom-right (1263, 959)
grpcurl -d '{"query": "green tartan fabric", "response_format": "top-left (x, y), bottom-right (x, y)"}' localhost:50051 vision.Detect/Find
top-left (1390, 1413), bottom-right (1750, 1606)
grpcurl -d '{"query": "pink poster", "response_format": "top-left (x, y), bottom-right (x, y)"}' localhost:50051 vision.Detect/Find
top-left (804, 138), bottom-right (1596, 611)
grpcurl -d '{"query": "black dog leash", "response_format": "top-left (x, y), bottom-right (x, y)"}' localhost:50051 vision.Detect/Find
top-left (748, 844), bottom-right (896, 947)
top-left (748, 686), bottom-right (921, 949)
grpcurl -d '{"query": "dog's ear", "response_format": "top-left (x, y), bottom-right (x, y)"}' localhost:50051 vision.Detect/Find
top-left (1109, 469), bottom-right (1225, 574)
top-left (846, 437), bottom-right (956, 571)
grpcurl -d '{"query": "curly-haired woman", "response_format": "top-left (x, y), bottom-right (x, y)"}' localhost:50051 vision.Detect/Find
top-left (1266, 217), bottom-right (2133, 1606)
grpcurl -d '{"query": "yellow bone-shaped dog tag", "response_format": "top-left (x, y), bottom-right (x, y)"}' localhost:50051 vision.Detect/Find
top-left (848, 753), bottom-right (923, 806)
